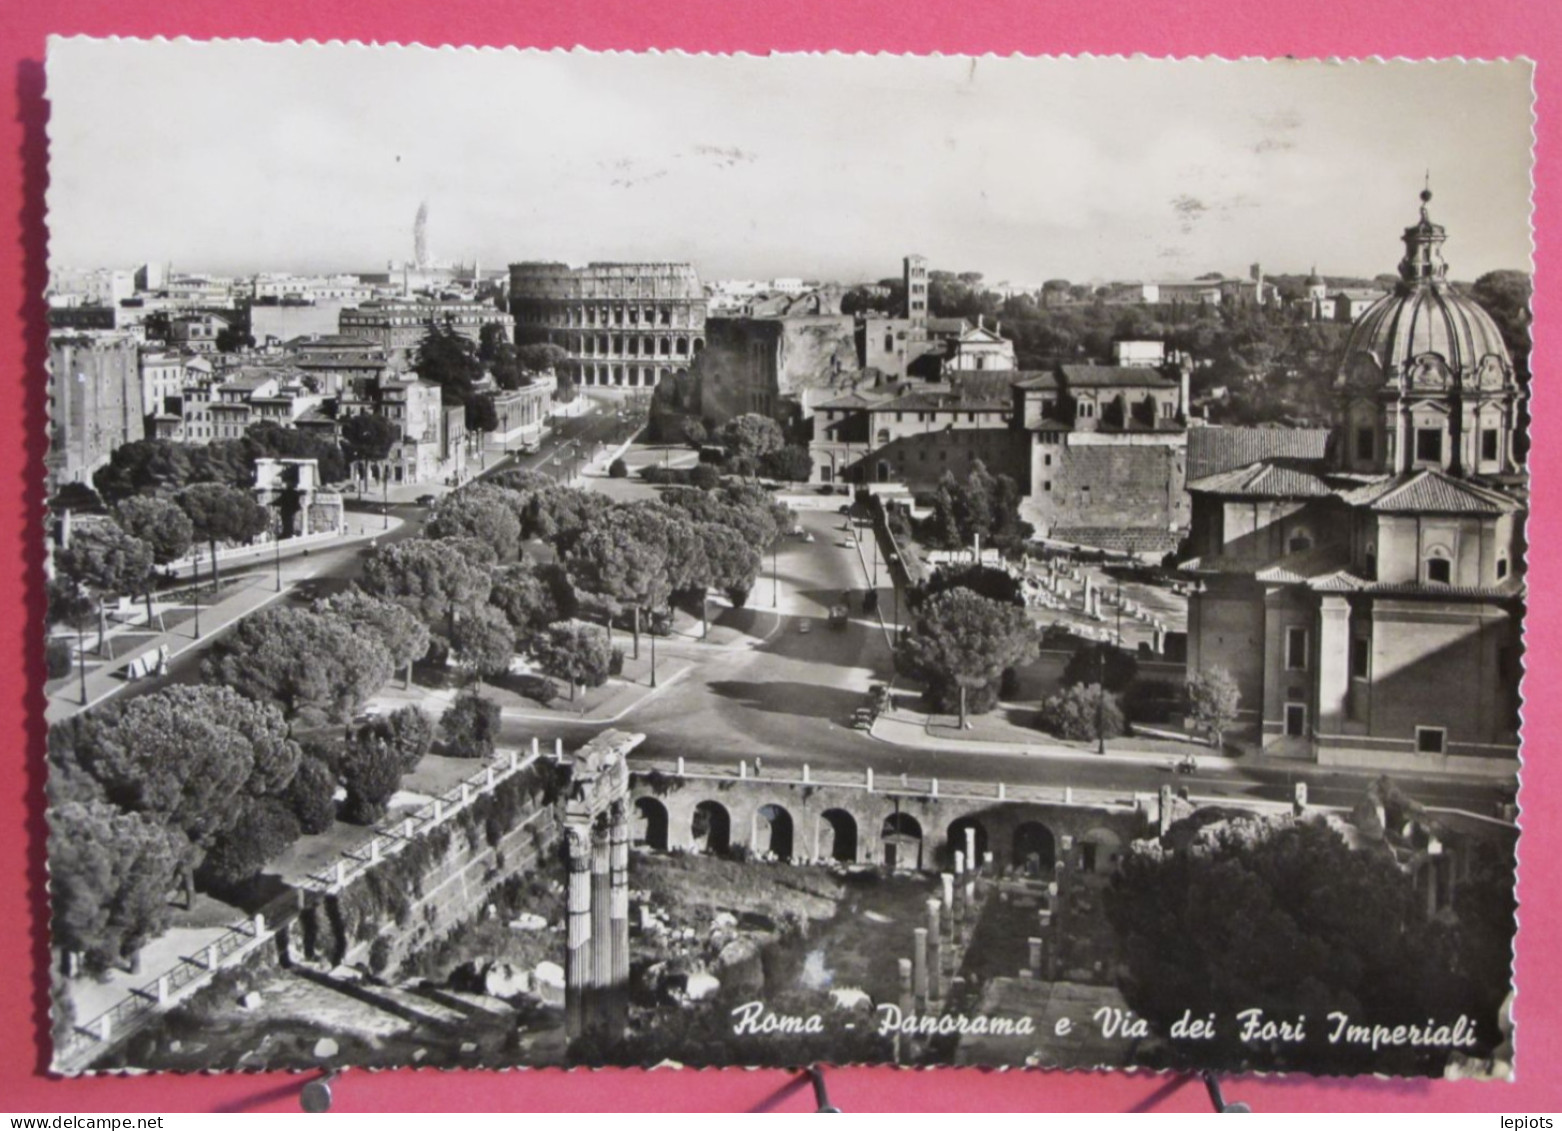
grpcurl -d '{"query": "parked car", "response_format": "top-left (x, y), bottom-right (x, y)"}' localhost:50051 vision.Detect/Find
top-left (416, 493), bottom-right (438, 507)
top-left (798, 619), bottom-right (813, 634)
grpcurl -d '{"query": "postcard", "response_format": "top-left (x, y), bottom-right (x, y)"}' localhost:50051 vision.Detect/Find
top-left (41, 41), bottom-right (1527, 1078)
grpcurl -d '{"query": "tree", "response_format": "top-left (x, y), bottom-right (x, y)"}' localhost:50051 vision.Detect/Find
top-left (758, 445), bottom-right (814, 482)
top-left (695, 523), bottom-right (762, 631)
top-left (49, 800), bottom-right (187, 974)
top-left (284, 753), bottom-right (338, 835)
top-left (451, 604), bottom-right (516, 683)
top-left (201, 607), bottom-right (394, 724)
top-left (316, 589), bottom-right (430, 684)
top-left (515, 342), bottom-right (569, 376)
top-left (466, 392), bottom-right (500, 435)
top-left (716, 413), bottom-right (786, 473)
top-left (681, 419), bottom-right (709, 447)
top-left (1104, 815), bottom-right (1506, 1072)
top-left (50, 684), bottom-right (301, 902)
top-left (608, 457), bottom-right (629, 479)
top-left (895, 588), bottom-right (1040, 727)
top-left (414, 324), bottom-right (485, 409)
top-left (195, 798), bottom-right (301, 891)
top-left (112, 495), bottom-right (193, 566)
top-left (1037, 683), bottom-right (1125, 742)
top-left (915, 562), bottom-right (1024, 609)
top-left (426, 484), bottom-right (524, 562)
top-left (175, 482), bottom-right (270, 590)
top-left (54, 519), bottom-right (154, 655)
top-left (532, 620), bottom-right (614, 701)
top-left (1468, 270), bottom-right (1532, 376)
top-left (359, 537), bottom-right (492, 630)
top-left (340, 412), bottom-right (400, 470)
top-left (566, 504), bottom-right (677, 659)
top-left (1187, 666), bottom-right (1242, 749)
top-left (243, 422), bottom-right (349, 485)
top-left (489, 562), bottom-right (570, 641)
top-left (439, 692), bottom-right (502, 759)
top-left (1063, 643), bottom-right (1140, 694)
top-left (339, 728), bottom-right (404, 825)
top-left (382, 706), bottom-right (435, 772)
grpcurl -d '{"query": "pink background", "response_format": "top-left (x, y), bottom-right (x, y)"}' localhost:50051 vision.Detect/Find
top-left (2, 0), bottom-right (1558, 1112)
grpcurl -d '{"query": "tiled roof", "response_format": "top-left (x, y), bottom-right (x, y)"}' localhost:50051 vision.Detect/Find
top-left (1337, 470), bottom-right (1521, 514)
top-left (1187, 460), bottom-right (1335, 499)
top-left (1254, 545), bottom-right (1352, 584)
top-left (867, 391), bottom-right (1010, 413)
top-left (815, 391), bottom-right (886, 410)
top-left (1186, 426), bottom-right (1333, 481)
top-left (1015, 365), bottom-right (1179, 390)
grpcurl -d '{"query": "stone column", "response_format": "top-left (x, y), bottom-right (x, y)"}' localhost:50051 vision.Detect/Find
top-left (609, 803), bottom-right (630, 1033)
top-left (925, 898), bottom-right (944, 1001)
top-left (591, 833), bottom-right (613, 1011)
top-left (964, 827), bottom-right (978, 873)
top-left (912, 928), bottom-right (929, 1003)
top-left (1316, 596), bottom-right (1352, 739)
top-left (564, 820), bottom-right (594, 1039)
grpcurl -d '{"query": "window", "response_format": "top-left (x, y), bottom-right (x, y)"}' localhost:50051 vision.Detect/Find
top-left (1356, 426), bottom-right (1374, 462)
top-left (1285, 626), bottom-right (1309, 671)
top-left (1285, 703), bottom-right (1307, 737)
top-left (884, 334), bottom-right (894, 353)
top-left (1482, 428), bottom-right (1500, 462)
top-left (1081, 843), bottom-right (1098, 873)
top-left (967, 412), bottom-right (976, 423)
top-left (1350, 636), bottom-right (1370, 679)
top-left (1415, 427), bottom-right (1444, 463)
top-left (1288, 531), bottom-right (1313, 553)
top-left (1080, 402), bottom-right (1095, 418)
top-left (1497, 557), bottom-right (1509, 580)
top-left (1044, 454), bottom-right (1052, 467)
top-left (1042, 480), bottom-right (1052, 492)
top-left (1426, 557), bottom-right (1452, 585)
top-left (1416, 727), bottom-right (1447, 755)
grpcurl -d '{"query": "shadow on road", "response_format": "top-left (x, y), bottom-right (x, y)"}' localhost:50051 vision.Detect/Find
top-left (706, 679), bottom-right (865, 721)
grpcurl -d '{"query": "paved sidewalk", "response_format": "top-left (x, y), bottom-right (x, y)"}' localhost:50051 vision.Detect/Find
top-left (46, 518), bottom-right (403, 723)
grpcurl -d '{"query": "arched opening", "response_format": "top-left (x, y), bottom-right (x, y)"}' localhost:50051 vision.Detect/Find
top-left (818, 809), bottom-right (858, 863)
top-left (755, 803), bottom-right (795, 859)
top-left (1012, 821), bottom-right (1056, 875)
top-left (632, 797), bottom-right (669, 852)
top-left (881, 813), bottom-right (923, 871)
top-left (1079, 827), bottom-right (1123, 876)
top-left (692, 801), bottom-right (731, 855)
top-left (946, 817), bottom-right (989, 870)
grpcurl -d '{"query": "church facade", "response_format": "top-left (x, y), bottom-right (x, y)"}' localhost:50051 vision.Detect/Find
top-left (1182, 191), bottom-right (1525, 775)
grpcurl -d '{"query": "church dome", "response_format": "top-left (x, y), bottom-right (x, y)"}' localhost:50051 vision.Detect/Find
top-left (1338, 190), bottom-right (1514, 393)
top-left (1305, 266), bottom-right (1324, 287)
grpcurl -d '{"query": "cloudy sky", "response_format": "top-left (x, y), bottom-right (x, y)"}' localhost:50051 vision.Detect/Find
top-left (45, 41), bottom-right (1535, 285)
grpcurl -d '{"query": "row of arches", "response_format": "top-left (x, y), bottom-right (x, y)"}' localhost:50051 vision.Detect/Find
top-left (631, 797), bottom-right (1123, 873)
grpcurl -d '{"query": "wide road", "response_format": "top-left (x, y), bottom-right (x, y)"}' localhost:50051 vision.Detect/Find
top-left (500, 505), bottom-right (1513, 818)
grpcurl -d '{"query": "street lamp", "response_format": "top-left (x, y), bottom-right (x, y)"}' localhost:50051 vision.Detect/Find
top-left (382, 466), bottom-right (390, 531)
top-left (274, 528), bottom-right (282, 593)
top-left (649, 621), bottom-right (658, 689)
top-left (192, 578), bottom-right (202, 641)
top-left (76, 618), bottom-right (88, 706)
top-left (771, 542), bottom-right (779, 608)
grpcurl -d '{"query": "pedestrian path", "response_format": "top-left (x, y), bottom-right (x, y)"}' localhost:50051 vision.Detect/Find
top-left (46, 518), bottom-right (403, 722)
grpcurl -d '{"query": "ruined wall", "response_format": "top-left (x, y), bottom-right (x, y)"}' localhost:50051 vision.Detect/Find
top-left (1022, 436), bottom-right (1189, 546)
top-left (291, 773), bottom-right (562, 976)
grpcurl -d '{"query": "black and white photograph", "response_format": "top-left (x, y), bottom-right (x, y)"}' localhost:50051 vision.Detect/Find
top-left (41, 41), bottom-right (1529, 1079)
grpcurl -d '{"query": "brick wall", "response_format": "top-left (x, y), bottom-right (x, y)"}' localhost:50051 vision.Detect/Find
top-left (1024, 441), bottom-right (1188, 535)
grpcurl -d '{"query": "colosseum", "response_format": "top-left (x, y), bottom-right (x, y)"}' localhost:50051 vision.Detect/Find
top-left (508, 262), bottom-right (707, 390)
